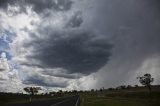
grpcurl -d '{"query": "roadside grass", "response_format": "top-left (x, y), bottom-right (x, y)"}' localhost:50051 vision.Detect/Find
top-left (104, 91), bottom-right (160, 99)
top-left (0, 94), bottom-right (73, 105)
top-left (81, 97), bottom-right (160, 106)
top-left (80, 96), bottom-right (160, 106)
top-left (80, 90), bottom-right (160, 106)
top-left (0, 94), bottom-right (28, 105)
top-left (3, 97), bottom-right (67, 106)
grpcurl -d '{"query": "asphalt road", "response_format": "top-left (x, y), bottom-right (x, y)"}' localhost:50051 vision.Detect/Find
top-left (6, 95), bottom-right (80, 106)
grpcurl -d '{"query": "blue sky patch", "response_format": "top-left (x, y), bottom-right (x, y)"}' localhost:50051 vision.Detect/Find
top-left (0, 30), bottom-right (16, 60)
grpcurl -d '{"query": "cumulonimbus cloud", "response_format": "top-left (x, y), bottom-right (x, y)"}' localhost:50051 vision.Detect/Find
top-left (0, 0), bottom-right (74, 14)
top-left (23, 72), bottom-right (69, 87)
top-left (25, 29), bottom-right (113, 75)
top-left (65, 11), bottom-right (83, 28)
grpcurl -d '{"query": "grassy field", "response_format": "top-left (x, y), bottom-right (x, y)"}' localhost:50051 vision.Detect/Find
top-left (0, 93), bottom-right (69, 105)
top-left (1, 86), bottom-right (160, 106)
top-left (80, 97), bottom-right (160, 106)
top-left (80, 87), bottom-right (160, 106)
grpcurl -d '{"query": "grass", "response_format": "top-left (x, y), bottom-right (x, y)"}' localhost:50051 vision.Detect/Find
top-left (81, 98), bottom-right (159, 106)
top-left (1, 86), bottom-right (160, 106)
top-left (0, 94), bottom-right (67, 105)
top-left (80, 89), bottom-right (160, 106)
top-left (80, 96), bottom-right (160, 106)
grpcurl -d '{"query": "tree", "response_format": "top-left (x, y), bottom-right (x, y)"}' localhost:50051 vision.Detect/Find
top-left (91, 89), bottom-right (94, 92)
top-left (134, 85), bottom-right (138, 87)
top-left (137, 73), bottom-right (154, 93)
top-left (24, 87), bottom-right (41, 102)
top-left (127, 85), bottom-right (132, 89)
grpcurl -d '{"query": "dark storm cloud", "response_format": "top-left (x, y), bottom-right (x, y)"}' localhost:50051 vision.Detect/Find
top-left (47, 73), bottom-right (80, 79)
top-left (0, 0), bottom-right (74, 14)
top-left (20, 62), bottom-right (44, 68)
top-left (2, 0), bottom-right (160, 90)
top-left (83, 0), bottom-right (160, 88)
top-left (42, 69), bottom-right (82, 79)
top-left (86, 0), bottom-right (160, 66)
top-left (66, 11), bottom-right (83, 28)
top-left (23, 74), bottom-right (68, 87)
top-left (0, 0), bottom-right (16, 8)
top-left (0, 0), bottom-right (27, 14)
top-left (26, 30), bottom-right (112, 75)
top-left (26, 0), bottom-right (74, 13)
top-left (43, 72), bottom-right (81, 79)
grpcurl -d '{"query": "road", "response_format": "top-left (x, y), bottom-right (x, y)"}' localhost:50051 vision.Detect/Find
top-left (6, 95), bottom-right (80, 106)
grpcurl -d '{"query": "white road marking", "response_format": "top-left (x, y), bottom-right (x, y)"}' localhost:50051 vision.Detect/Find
top-left (50, 99), bottom-right (70, 106)
top-left (50, 96), bottom-right (79, 106)
top-left (75, 97), bottom-right (80, 106)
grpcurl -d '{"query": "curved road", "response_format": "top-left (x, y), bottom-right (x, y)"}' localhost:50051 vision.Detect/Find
top-left (7, 95), bottom-right (80, 106)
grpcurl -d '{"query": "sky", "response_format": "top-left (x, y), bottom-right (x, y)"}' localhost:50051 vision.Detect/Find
top-left (0, 0), bottom-right (160, 92)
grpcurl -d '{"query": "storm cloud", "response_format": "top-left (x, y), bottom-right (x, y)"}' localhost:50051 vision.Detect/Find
top-left (0, 0), bottom-right (160, 91)
top-left (66, 11), bottom-right (83, 28)
top-left (26, 30), bottom-right (112, 75)
top-left (26, 0), bottom-right (74, 13)
top-left (0, 0), bottom-right (74, 14)
top-left (78, 0), bottom-right (160, 88)
top-left (41, 68), bottom-right (83, 79)
top-left (23, 73), bottom-right (68, 87)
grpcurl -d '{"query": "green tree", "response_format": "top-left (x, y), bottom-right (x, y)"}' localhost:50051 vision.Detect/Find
top-left (137, 73), bottom-right (154, 93)
top-left (24, 87), bottom-right (41, 102)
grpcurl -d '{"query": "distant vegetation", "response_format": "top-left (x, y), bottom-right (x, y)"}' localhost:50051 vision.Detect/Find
top-left (0, 73), bottom-right (159, 106)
